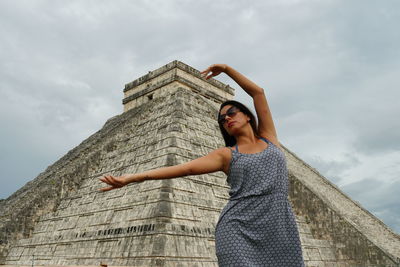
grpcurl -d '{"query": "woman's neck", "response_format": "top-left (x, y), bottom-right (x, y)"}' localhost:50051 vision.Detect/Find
top-left (235, 127), bottom-right (258, 146)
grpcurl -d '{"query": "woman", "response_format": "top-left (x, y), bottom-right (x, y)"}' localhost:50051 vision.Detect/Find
top-left (99, 64), bottom-right (305, 266)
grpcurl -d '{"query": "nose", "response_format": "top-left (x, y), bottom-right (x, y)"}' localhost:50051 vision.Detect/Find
top-left (224, 116), bottom-right (235, 126)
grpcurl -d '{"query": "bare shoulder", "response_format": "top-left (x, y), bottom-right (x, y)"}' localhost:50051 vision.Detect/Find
top-left (212, 147), bottom-right (233, 175)
top-left (212, 147), bottom-right (232, 159)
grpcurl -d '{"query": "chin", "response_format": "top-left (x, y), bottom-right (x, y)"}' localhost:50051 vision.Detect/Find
top-left (226, 128), bottom-right (238, 136)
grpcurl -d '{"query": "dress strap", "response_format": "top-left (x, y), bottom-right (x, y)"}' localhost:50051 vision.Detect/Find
top-left (228, 145), bottom-right (239, 152)
top-left (260, 137), bottom-right (271, 144)
top-left (234, 139), bottom-right (269, 151)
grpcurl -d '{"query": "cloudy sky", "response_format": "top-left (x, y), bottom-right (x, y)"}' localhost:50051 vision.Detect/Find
top-left (1, 0), bottom-right (399, 234)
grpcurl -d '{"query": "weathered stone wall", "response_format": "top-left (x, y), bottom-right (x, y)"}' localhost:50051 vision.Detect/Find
top-left (290, 176), bottom-right (398, 266)
top-left (0, 120), bottom-right (112, 264)
top-left (0, 98), bottom-right (154, 263)
top-left (286, 147), bottom-right (400, 266)
top-left (3, 86), bottom-right (231, 266)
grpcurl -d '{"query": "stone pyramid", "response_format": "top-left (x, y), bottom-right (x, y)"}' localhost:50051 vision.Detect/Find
top-left (1, 61), bottom-right (399, 267)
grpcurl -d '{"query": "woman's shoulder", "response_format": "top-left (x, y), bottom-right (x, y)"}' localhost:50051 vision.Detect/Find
top-left (210, 147), bottom-right (234, 175)
top-left (214, 146), bottom-right (234, 156)
top-left (213, 147), bottom-right (235, 163)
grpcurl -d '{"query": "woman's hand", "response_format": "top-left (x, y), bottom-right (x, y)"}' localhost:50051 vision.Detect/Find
top-left (98, 174), bottom-right (131, 192)
top-left (201, 64), bottom-right (227, 79)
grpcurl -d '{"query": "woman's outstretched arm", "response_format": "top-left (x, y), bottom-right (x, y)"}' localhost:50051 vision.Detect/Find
top-left (201, 64), bottom-right (279, 142)
top-left (99, 147), bottom-right (229, 192)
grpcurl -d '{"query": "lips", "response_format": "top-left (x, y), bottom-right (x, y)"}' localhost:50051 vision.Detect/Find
top-left (227, 121), bottom-right (235, 128)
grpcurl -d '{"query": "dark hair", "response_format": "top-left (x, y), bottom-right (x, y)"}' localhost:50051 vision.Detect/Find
top-left (218, 100), bottom-right (259, 147)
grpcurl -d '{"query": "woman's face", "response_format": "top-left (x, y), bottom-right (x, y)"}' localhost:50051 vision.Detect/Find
top-left (219, 105), bottom-right (250, 134)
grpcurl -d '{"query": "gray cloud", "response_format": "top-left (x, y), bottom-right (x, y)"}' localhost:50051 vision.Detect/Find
top-left (305, 153), bottom-right (362, 184)
top-left (342, 178), bottom-right (400, 233)
top-left (0, 0), bottom-right (399, 234)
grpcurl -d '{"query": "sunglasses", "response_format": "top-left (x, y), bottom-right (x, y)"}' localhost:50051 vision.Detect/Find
top-left (218, 106), bottom-right (241, 124)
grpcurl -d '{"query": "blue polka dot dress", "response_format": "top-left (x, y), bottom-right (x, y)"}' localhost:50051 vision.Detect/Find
top-left (215, 137), bottom-right (305, 266)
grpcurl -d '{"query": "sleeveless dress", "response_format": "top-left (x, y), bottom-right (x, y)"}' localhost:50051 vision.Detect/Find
top-left (215, 137), bottom-right (305, 266)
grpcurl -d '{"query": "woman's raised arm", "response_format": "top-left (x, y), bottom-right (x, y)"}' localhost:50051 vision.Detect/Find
top-left (99, 147), bottom-right (230, 192)
top-left (201, 64), bottom-right (279, 142)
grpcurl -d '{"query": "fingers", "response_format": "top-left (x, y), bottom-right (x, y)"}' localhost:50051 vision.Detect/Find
top-left (105, 175), bottom-right (116, 184)
top-left (98, 175), bottom-right (125, 192)
top-left (201, 64), bottom-right (216, 76)
top-left (201, 69), bottom-right (215, 80)
top-left (201, 64), bottom-right (214, 72)
top-left (200, 67), bottom-right (210, 75)
top-left (98, 186), bottom-right (115, 192)
top-left (200, 68), bottom-right (211, 79)
top-left (206, 73), bottom-right (214, 80)
top-left (201, 64), bottom-right (224, 80)
top-left (99, 175), bottom-right (113, 185)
